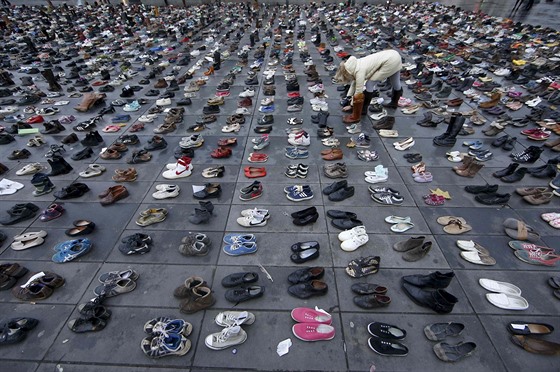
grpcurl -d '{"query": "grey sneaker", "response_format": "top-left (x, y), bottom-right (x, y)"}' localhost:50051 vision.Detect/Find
top-left (215, 311), bottom-right (256, 327)
top-left (205, 325), bottom-right (247, 350)
top-left (354, 133), bottom-right (371, 148)
top-left (287, 104), bottom-right (303, 112)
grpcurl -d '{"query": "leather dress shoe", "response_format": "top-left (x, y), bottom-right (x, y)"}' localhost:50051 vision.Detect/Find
top-left (326, 210), bottom-right (358, 219)
top-left (492, 163), bottom-right (519, 178)
top-left (354, 294), bottom-right (391, 309)
top-left (328, 186), bottom-right (355, 201)
top-left (401, 271), bottom-right (454, 289)
top-left (475, 192), bottom-right (511, 205)
top-left (290, 207), bottom-right (317, 219)
top-left (290, 246), bottom-right (320, 263)
top-left (288, 280), bottom-right (328, 298)
top-left (401, 282), bottom-right (458, 314)
top-left (464, 184), bottom-right (499, 194)
top-left (99, 185), bottom-right (129, 205)
top-left (293, 211), bottom-right (319, 226)
top-left (287, 267), bottom-right (325, 284)
top-left (322, 180), bottom-right (347, 195)
top-left (351, 283), bottom-right (388, 295)
top-left (221, 272), bottom-right (259, 288)
top-left (331, 218), bottom-right (363, 230)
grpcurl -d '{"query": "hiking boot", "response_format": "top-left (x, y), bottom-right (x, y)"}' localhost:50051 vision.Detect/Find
top-left (179, 286), bottom-right (215, 314)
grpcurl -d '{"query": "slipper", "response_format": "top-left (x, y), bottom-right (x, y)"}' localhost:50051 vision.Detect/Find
top-left (507, 322), bottom-right (554, 335)
top-left (507, 240), bottom-right (555, 253)
top-left (11, 236), bottom-right (45, 251)
top-left (442, 219), bottom-right (472, 234)
top-left (503, 218), bottom-right (540, 242)
top-left (384, 216), bottom-right (412, 224)
top-left (437, 216), bottom-right (467, 226)
top-left (479, 278), bottom-right (522, 296)
top-left (79, 164), bottom-right (106, 178)
top-left (102, 125), bottom-right (121, 133)
top-left (391, 222), bottom-right (414, 233)
top-left (549, 219), bottom-right (560, 229)
top-left (456, 240), bottom-right (490, 255)
top-left (13, 230), bottom-right (48, 242)
top-left (460, 251), bottom-right (496, 265)
top-left (514, 249), bottom-right (560, 267)
top-left (486, 293), bottom-right (529, 310)
top-left (548, 276), bottom-right (560, 289)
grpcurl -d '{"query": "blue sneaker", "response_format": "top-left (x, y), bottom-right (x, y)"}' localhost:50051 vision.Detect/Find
top-left (223, 242), bottom-right (258, 256)
top-left (223, 234), bottom-right (257, 244)
top-left (52, 238), bottom-right (92, 263)
top-left (285, 147), bottom-right (309, 159)
top-left (259, 105), bottom-right (275, 113)
top-left (112, 114), bottom-right (131, 123)
top-left (286, 185), bottom-right (314, 201)
top-left (284, 184), bottom-right (311, 194)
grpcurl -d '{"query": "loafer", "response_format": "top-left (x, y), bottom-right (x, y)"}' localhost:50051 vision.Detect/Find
top-left (331, 218), bottom-right (364, 230)
top-left (290, 246), bottom-right (320, 263)
top-left (288, 280), bottom-right (328, 299)
top-left (287, 267), bottom-right (325, 284)
top-left (322, 180), bottom-right (347, 195)
top-left (290, 207), bottom-right (318, 219)
top-left (290, 241), bottom-right (320, 252)
top-left (326, 210), bottom-right (358, 220)
top-left (221, 272), bottom-right (259, 288)
top-left (328, 186), bottom-right (355, 201)
top-left (224, 285), bottom-right (265, 303)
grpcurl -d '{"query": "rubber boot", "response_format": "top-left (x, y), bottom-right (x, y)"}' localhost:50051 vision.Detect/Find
top-left (343, 93), bottom-right (364, 124)
top-left (433, 115), bottom-right (465, 146)
top-left (383, 88), bottom-right (403, 109)
top-left (41, 69), bottom-right (62, 92)
top-left (361, 91), bottom-right (378, 115)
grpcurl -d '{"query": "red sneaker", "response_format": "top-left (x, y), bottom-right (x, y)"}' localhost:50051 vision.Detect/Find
top-left (291, 307), bottom-right (332, 324)
top-left (292, 323), bottom-right (335, 341)
top-left (287, 92), bottom-right (300, 98)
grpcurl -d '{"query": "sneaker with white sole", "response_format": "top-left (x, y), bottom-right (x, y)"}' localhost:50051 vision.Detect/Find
top-left (205, 325), bottom-right (247, 350)
top-left (338, 225), bottom-right (367, 241)
top-left (237, 213), bottom-right (267, 227)
top-left (215, 311), bottom-right (256, 327)
top-left (152, 184), bottom-right (181, 199)
top-left (340, 233), bottom-right (369, 252)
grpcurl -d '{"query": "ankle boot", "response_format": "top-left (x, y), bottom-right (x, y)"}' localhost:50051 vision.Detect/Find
top-left (0, 71), bottom-right (15, 86)
top-left (343, 93), bottom-right (365, 123)
top-left (455, 161), bottom-right (484, 177)
top-left (453, 155), bottom-right (474, 171)
top-left (20, 76), bottom-right (33, 86)
top-left (433, 115), bottom-right (465, 146)
top-left (74, 93), bottom-right (102, 112)
top-left (188, 208), bottom-right (211, 224)
top-left (61, 133), bottom-right (79, 144)
top-left (493, 163), bottom-right (519, 178)
top-left (383, 88), bottom-right (403, 109)
top-left (179, 286), bottom-right (215, 314)
top-left (512, 146), bottom-right (544, 163)
top-left (173, 276), bottom-right (207, 299)
top-left (31, 173), bottom-right (55, 196)
top-left (199, 200), bottom-right (214, 214)
top-left (402, 282), bottom-right (458, 314)
top-left (501, 167), bottom-right (528, 183)
top-left (361, 91), bottom-right (378, 115)
top-left (167, 79), bottom-right (179, 91)
top-left (529, 163), bottom-right (558, 178)
top-left (47, 155), bottom-right (73, 176)
top-left (402, 271), bottom-right (454, 288)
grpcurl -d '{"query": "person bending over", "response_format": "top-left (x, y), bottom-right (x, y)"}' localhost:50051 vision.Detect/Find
top-left (335, 49), bottom-right (403, 123)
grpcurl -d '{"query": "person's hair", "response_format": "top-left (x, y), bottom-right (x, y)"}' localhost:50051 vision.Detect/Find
top-left (333, 61), bottom-right (353, 83)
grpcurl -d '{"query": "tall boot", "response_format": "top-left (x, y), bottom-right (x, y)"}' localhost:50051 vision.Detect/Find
top-left (433, 114), bottom-right (465, 146)
top-left (455, 161), bottom-right (484, 177)
top-left (383, 88), bottom-right (403, 109)
top-left (343, 93), bottom-right (364, 124)
top-left (361, 91), bottom-right (378, 115)
top-left (41, 68), bottom-right (62, 92)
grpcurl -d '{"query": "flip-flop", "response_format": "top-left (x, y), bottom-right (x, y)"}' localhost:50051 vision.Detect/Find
top-left (391, 222), bottom-right (414, 233)
top-left (460, 251), bottom-right (496, 266)
top-left (11, 236), bottom-right (45, 251)
top-left (13, 230), bottom-right (48, 241)
top-left (503, 218), bottom-right (540, 242)
top-left (455, 240), bottom-right (490, 255)
top-left (437, 216), bottom-right (467, 226)
top-left (507, 322), bottom-right (554, 335)
top-left (79, 164), bottom-right (106, 178)
top-left (479, 278), bottom-right (522, 296)
top-left (443, 219), bottom-right (472, 234)
top-left (486, 293), bottom-right (529, 310)
top-left (541, 212), bottom-right (560, 222)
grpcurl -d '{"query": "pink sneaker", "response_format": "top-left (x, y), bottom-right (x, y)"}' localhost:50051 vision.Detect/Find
top-left (292, 323), bottom-right (335, 341)
top-left (291, 307), bottom-right (332, 324)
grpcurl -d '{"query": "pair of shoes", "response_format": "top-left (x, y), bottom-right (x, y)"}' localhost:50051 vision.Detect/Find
top-left (240, 181), bottom-right (263, 201)
top-left (12, 271), bottom-right (64, 301)
top-left (290, 240), bottom-right (320, 264)
top-left (52, 238), bottom-right (92, 263)
top-left (174, 276), bottom-right (215, 314)
top-left (352, 283), bottom-right (390, 309)
top-left (142, 317), bottom-right (193, 358)
top-left (236, 208), bottom-right (269, 227)
top-left (401, 272), bottom-right (458, 313)
top-left (291, 206), bottom-right (319, 225)
top-left (327, 209), bottom-right (363, 230)
top-left (163, 156), bottom-right (193, 179)
top-left (0, 317), bottom-right (39, 345)
top-left (99, 185), bottom-right (129, 205)
top-left (323, 180), bottom-right (354, 201)
top-left (136, 208), bottom-right (168, 226)
top-left (393, 236), bottom-right (432, 261)
top-left (119, 233), bottom-right (152, 255)
top-left (338, 225), bottom-right (368, 252)
top-left (291, 307), bottom-right (334, 341)
top-left (222, 234), bottom-right (257, 256)
top-left (367, 322), bottom-right (409, 356)
top-left (222, 272), bottom-right (264, 302)
top-left (0, 263), bottom-right (29, 290)
top-left (53, 182), bottom-right (89, 200)
top-left (285, 163), bottom-right (308, 178)
top-left (68, 295), bottom-right (112, 333)
top-left (285, 184), bottom-right (314, 201)
top-left (370, 187), bottom-right (404, 205)
top-left (189, 201), bottom-right (214, 224)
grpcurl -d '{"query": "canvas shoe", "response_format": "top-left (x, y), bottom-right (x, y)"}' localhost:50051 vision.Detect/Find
top-left (152, 184), bottom-right (180, 199)
top-left (286, 185), bottom-right (314, 201)
top-left (338, 226), bottom-right (367, 241)
top-left (240, 208), bottom-right (270, 219)
top-left (223, 234), bottom-right (257, 244)
top-left (205, 325), bottom-right (247, 350)
top-left (239, 181), bottom-right (263, 201)
top-left (223, 242), bottom-right (258, 256)
top-left (340, 234), bottom-right (369, 252)
top-left (292, 323), bottom-right (335, 341)
top-left (215, 311), bottom-right (256, 327)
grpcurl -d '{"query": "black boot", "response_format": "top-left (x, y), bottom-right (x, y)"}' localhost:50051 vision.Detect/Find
top-left (383, 88), bottom-right (403, 109)
top-left (401, 271), bottom-right (455, 288)
top-left (433, 114), bottom-right (465, 146)
top-left (492, 163), bottom-right (519, 178)
top-left (361, 91), bottom-right (378, 115)
top-left (0, 71), bottom-right (15, 87)
top-left (501, 167), bottom-right (528, 183)
top-left (47, 155), bottom-right (73, 176)
top-left (41, 69), bottom-right (62, 92)
top-left (401, 282), bottom-right (458, 314)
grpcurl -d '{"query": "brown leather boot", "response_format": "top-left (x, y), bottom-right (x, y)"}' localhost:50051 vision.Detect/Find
top-left (455, 161), bottom-right (484, 177)
top-left (179, 286), bottom-right (215, 314)
top-left (74, 93), bottom-right (101, 112)
top-left (343, 93), bottom-right (365, 124)
top-left (453, 155), bottom-right (474, 171)
top-left (173, 276), bottom-right (207, 300)
top-left (154, 79), bottom-right (168, 88)
top-left (478, 92), bottom-right (501, 108)
top-left (304, 65), bottom-right (316, 76)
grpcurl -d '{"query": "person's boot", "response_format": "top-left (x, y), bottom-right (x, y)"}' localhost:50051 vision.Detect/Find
top-left (179, 286), bottom-right (215, 314)
top-left (455, 161), bottom-right (484, 177)
top-left (47, 155), bottom-right (73, 176)
top-left (31, 173), bottom-right (55, 196)
top-left (402, 271), bottom-right (455, 288)
top-left (41, 69), bottom-right (62, 92)
top-left (433, 115), bottom-right (465, 146)
top-left (361, 91), bottom-right (378, 115)
top-left (383, 88), bottom-right (403, 109)
top-left (343, 93), bottom-right (365, 124)
top-left (402, 282), bottom-right (458, 314)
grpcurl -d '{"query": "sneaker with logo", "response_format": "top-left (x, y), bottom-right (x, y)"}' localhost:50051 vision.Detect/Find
top-left (239, 181), bottom-right (263, 201)
top-left (286, 185), bottom-right (314, 201)
top-left (205, 325), bottom-right (247, 350)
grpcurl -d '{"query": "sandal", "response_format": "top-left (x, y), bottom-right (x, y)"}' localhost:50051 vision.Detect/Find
top-left (345, 256), bottom-right (381, 278)
top-left (102, 125), bottom-right (121, 133)
top-left (437, 216), bottom-right (467, 225)
top-left (357, 150), bottom-right (379, 162)
top-left (503, 218), bottom-right (540, 242)
top-left (26, 135), bottom-right (46, 147)
top-left (202, 166), bottom-right (225, 178)
top-left (79, 164), bottom-right (106, 178)
top-left (390, 222), bottom-right (414, 233)
top-left (411, 162), bottom-right (426, 174)
top-left (211, 147), bottom-right (232, 159)
top-left (442, 219), bottom-right (472, 234)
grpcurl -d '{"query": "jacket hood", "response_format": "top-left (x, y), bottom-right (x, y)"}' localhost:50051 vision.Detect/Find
top-left (343, 56), bottom-right (358, 75)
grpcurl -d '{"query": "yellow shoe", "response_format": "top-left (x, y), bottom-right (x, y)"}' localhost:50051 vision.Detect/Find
top-left (512, 59), bottom-right (527, 66)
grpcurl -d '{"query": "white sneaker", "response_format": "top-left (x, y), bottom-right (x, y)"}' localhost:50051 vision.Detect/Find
top-left (162, 162), bottom-right (192, 179)
top-left (152, 184), bottom-right (180, 199)
top-left (288, 134), bottom-right (310, 146)
top-left (237, 214), bottom-right (267, 227)
top-left (180, 135), bottom-right (204, 148)
top-left (15, 163), bottom-right (44, 176)
top-left (240, 208), bottom-right (270, 218)
top-left (156, 98), bottom-right (172, 106)
top-left (341, 234), bottom-right (369, 252)
top-left (138, 114), bottom-right (157, 123)
top-left (215, 311), bottom-right (256, 327)
top-left (205, 325), bottom-right (247, 350)
top-left (239, 88), bottom-right (255, 98)
top-left (338, 226), bottom-right (367, 241)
